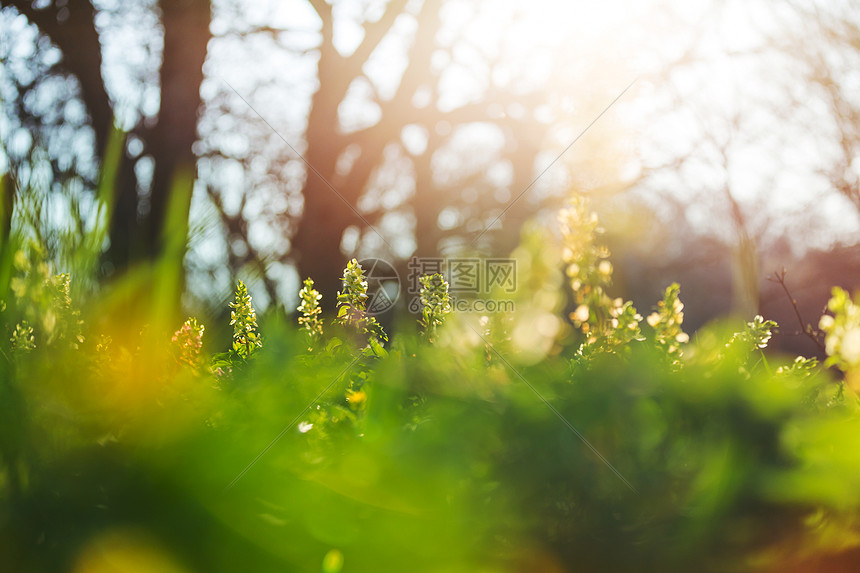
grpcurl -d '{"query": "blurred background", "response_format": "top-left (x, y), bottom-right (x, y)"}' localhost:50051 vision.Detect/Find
top-left (7, 3), bottom-right (860, 572)
top-left (1, 0), bottom-right (859, 354)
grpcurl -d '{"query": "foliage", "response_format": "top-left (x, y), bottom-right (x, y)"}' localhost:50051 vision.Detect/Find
top-left (418, 273), bottom-right (452, 343)
top-left (730, 314), bottom-right (779, 354)
top-left (297, 277), bottom-right (324, 347)
top-left (207, 280), bottom-right (262, 375)
top-left (229, 279), bottom-right (262, 359)
top-left (560, 196), bottom-right (644, 360)
top-left (171, 318), bottom-right (205, 370)
top-left (4, 192), bottom-right (860, 573)
top-left (10, 320), bottom-right (34, 353)
top-left (336, 258), bottom-right (387, 345)
top-left (820, 287), bottom-right (860, 371)
top-left (646, 282), bottom-right (689, 366)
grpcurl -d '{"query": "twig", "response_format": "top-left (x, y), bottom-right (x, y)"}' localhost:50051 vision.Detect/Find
top-left (768, 268), bottom-right (826, 354)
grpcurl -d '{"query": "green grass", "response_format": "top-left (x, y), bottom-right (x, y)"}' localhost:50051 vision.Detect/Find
top-left (2, 166), bottom-right (860, 572)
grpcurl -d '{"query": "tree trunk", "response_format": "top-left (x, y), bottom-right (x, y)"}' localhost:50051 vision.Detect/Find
top-left (107, 0), bottom-right (210, 269)
top-left (291, 10), bottom-right (354, 311)
top-left (146, 0), bottom-right (210, 258)
top-left (291, 138), bottom-right (352, 310)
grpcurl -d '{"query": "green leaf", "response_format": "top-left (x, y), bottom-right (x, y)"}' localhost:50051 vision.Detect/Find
top-left (369, 337), bottom-right (387, 358)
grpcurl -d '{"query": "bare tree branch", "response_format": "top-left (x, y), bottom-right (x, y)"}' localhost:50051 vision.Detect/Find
top-left (347, 0), bottom-right (409, 69)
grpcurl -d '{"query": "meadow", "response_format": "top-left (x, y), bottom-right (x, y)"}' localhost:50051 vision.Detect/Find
top-left (2, 185), bottom-right (860, 572)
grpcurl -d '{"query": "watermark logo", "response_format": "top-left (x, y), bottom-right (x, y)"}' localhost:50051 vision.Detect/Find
top-left (357, 257), bottom-right (518, 315)
top-left (358, 258), bottom-right (401, 315)
top-left (406, 257), bottom-right (517, 295)
top-left (406, 257), bottom-right (519, 313)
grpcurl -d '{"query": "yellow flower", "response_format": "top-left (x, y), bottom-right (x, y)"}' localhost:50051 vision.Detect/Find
top-left (346, 389), bottom-right (367, 406)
